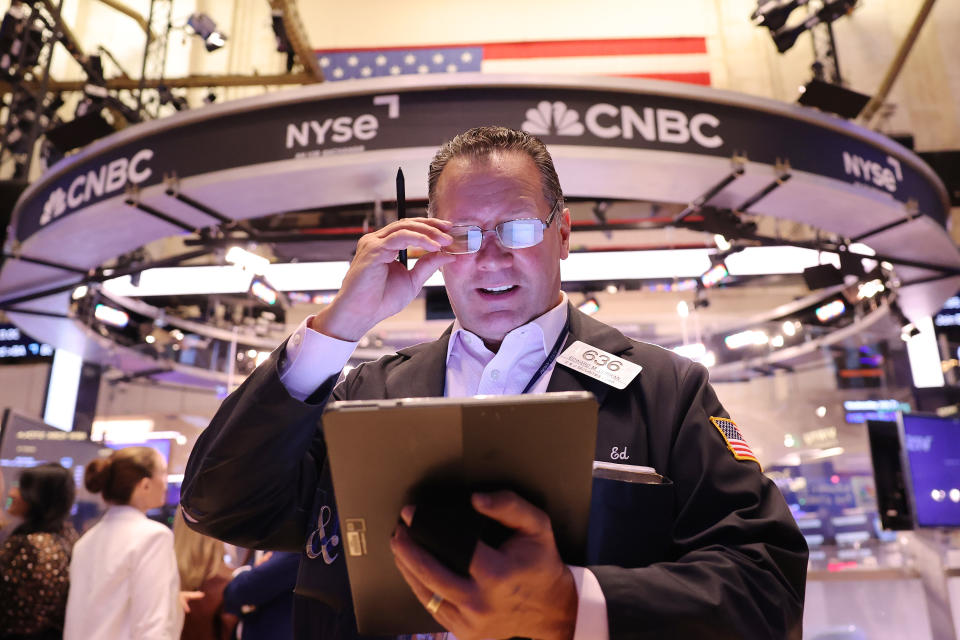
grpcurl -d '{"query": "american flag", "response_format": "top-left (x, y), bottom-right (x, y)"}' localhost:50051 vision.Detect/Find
top-left (710, 417), bottom-right (760, 467)
top-left (315, 38), bottom-right (711, 85)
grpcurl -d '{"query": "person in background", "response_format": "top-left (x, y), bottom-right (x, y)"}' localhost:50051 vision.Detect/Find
top-left (64, 447), bottom-right (201, 640)
top-left (173, 510), bottom-right (238, 640)
top-left (222, 550), bottom-right (300, 640)
top-left (0, 463), bottom-right (78, 640)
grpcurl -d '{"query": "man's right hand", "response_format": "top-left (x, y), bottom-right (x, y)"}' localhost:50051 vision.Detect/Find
top-left (310, 217), bottom-right (455, 341)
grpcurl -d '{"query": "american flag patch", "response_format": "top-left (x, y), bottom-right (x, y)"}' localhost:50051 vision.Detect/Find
top-left (709, 417), bottom-right (760, 469)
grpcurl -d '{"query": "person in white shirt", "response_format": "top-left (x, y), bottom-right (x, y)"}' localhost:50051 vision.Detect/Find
top-left (64, 446), bottom-right (198, 640)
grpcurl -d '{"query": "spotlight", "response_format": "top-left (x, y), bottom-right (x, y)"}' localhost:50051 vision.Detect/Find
top-left (187, 13), bottom-right (227, 52)
top-left (797, 78), bottom-right (871, 119)
top-left (769, 0), bottom-right (857, 53)
top-left (751, 0), bottom-right (808, 32)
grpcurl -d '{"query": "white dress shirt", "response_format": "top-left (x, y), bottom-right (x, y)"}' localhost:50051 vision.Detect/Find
top-left (279, 292), bottom-right (609, 640)
top-left (64, 505), bottom-right (183, 640)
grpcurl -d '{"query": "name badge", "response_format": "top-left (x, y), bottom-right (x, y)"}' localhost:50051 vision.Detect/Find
top-left (556, 340), bottom-right (641, 389)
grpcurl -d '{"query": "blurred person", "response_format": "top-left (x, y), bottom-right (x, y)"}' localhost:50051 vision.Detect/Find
top-left (0, 463), bottom-right (78, 640)
top-left (63, 447), bottom-right (201, 640)
top-left (222, 550), bottom-right (300, 640)
top-left (173, 510), bottom-right (237, 640)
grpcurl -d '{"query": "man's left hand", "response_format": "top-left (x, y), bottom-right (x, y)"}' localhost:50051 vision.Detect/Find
top-left (390, 490), bottom-right (578, 640)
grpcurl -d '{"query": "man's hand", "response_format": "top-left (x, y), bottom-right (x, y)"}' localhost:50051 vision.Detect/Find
top-left (310, 217), bottom-right (455, 341)
top-left (390, 491), bottom-right (578, 640)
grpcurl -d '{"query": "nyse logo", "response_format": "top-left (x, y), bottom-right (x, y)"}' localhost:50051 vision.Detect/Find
top-left (286, 94), bottom-right (399, 151)
top-left (39, 149), bottom-right (154, 227)
top-left (842, 151), bottom-right (903, 193)
top-left (522, 100), bottom-right (723, 149)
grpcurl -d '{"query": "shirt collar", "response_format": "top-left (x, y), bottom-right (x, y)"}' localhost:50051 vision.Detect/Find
top-left (446, 292), bottom-right (569, 363)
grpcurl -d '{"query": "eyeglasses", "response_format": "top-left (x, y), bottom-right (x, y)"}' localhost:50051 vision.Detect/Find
top-left (443, 200), bottom-right (563, 255)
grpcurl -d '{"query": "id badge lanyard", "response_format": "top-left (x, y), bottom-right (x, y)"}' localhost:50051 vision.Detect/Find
top-left (520, 315), bottom-right (571, 395)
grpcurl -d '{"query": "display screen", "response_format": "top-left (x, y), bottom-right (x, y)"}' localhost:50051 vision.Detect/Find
top-left (0, 409), bottom-right (111, 536)
top-left (901, 413), bottom-right (960, 527)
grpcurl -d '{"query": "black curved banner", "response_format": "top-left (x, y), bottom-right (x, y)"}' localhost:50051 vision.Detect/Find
top-left (15, 86), bottom-right (946, 243)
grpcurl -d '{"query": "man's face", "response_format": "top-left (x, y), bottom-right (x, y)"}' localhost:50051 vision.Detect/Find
top-left (433, 152), bottom-right (570, 348)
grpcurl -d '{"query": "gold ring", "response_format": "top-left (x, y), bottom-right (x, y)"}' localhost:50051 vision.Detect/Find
top-left (425, 592), bottom-right (444, 614)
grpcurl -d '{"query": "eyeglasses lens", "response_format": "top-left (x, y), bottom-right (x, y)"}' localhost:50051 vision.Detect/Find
top-left (447, 227), bottom-right (483, 254)
top-left (498, 220), bottom-right (542, 249)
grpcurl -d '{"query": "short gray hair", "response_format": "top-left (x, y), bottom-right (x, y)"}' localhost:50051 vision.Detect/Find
top-left (427, 126), bottom-right (563, 214)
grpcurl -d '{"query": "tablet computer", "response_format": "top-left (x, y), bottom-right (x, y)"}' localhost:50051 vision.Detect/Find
top-left (323, 391), bottom-right (598, 636)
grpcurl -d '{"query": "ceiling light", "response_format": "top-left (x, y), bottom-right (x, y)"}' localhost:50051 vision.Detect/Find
top-left (677, 301), bottom-right (690, 318)
top-left (226, 246), bottom-right (270, 275)
top-left (713, 234), bottom-right (731, 251)
top-left (672, 342), bottom-right (706, 360)
top-left (782, 320), bottom-right (797, 337)
top-left (724, 329), bottom-right (769, 350)
top-left (700, 262), bottom-right (729, 288)
top-left (249, 276), bottom-right (280, 306)
top-left (771, 335), bottom-right (785, 348)
top-left (814, 299), bottom-right (846, 323)
top-left (94, 303), bottom-right (129, 328)
top-left (857, 279), bottom-right (885, 300)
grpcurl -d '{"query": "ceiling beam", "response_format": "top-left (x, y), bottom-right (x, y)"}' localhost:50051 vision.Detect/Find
top-left (267, 0), bottom-right (324, 82)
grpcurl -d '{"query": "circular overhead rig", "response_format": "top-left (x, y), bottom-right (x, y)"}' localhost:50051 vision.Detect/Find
top-left (1, 75), bottom-right (955, 388)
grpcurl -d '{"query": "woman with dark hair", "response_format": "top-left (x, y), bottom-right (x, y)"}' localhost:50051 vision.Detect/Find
top-left (0, 463), bottom-right (79, 640)
top-left (63, 446), bottom-right (193, 640)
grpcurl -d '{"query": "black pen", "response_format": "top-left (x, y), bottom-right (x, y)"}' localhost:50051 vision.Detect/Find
top-left (396, 168), bottom-right (407, 268)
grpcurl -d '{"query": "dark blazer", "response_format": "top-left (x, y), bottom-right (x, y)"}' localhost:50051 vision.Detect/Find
top-left (222, 551), bottom-right (300, 640)
top-left (182, 305), bottom-right (808, 639)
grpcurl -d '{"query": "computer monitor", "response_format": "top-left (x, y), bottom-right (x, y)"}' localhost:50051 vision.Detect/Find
top-left (866, 419), bottom-right (913, 530)
top-left (898, 413), bottom-right (960, 528)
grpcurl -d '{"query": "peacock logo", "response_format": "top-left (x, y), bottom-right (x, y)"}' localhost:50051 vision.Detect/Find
top-left (521, 101), bottom-right (585, 136)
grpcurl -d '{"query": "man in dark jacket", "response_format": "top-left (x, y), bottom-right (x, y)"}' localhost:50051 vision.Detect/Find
top-left (182, 125), bottom-right (807, 639)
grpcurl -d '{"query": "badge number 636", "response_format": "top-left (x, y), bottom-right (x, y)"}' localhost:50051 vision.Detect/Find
top-left (582, 349), bottom-right (622, 371)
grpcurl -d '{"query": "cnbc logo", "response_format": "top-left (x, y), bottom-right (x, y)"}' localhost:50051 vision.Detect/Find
top-left (39, 149), bottom-right (154, 227)
top-left (521, 100), bottom-right (722, 148)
